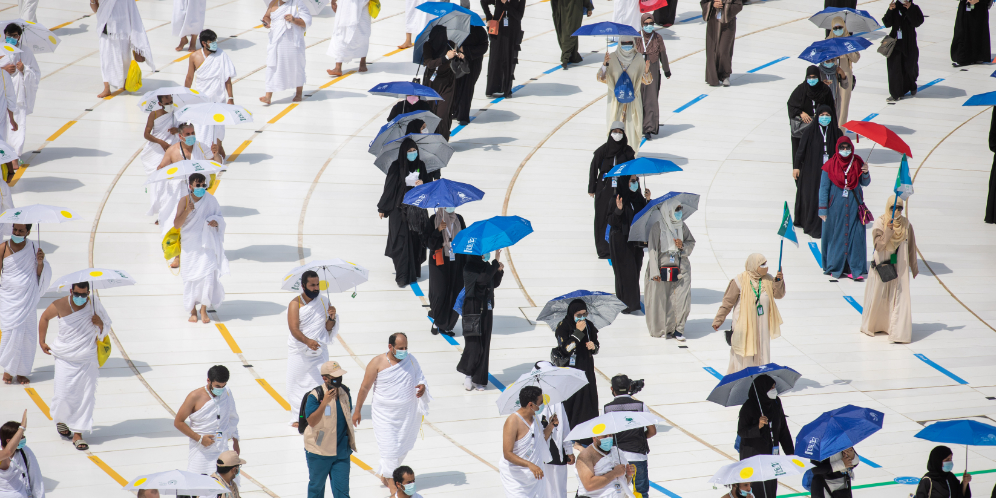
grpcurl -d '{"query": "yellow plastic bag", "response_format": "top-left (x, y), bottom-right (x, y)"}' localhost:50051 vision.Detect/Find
top-left (368, 0), bottom-right (380, 18)
top-left (162, 227), bottom-right (181, 260)
top-left (125, 60), bottom-right (143, 93)
top-left (97, 335), bottom-right (112, 367)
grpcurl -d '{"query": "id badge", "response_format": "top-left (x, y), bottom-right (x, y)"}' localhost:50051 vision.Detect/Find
top-left (772, 446), bottom-right (780, 455)
top-left (503, 17), bottom-right (508, 26)
top-left (823, 153), bottom-right (829, 163)
top-left (756, 304), bottom-right (764, 316)
top-left (325, 404), bottom-right (332, 416)
top-left (897, 29), bottom-right (902, 40)
top-left (670, 254), bottom-right (676, 264)
top-left (569, 354), bottom-right (576, 366)
top-left (611, 177), bottom-right (617, 188)
top-left (488, 302), bottom-right (493, 310)
top-left (842, 189), bottom-right (849, 198)
top-left (716, 10), bottom-right (721, 20)
top-left (430, 72), bottom-right (437, 81)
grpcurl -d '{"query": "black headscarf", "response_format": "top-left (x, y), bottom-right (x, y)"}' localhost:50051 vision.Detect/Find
top-left (397, 137), bottom-right (425, 174)
top-left (787, 66), bottom-right (834, 120)
top-left (602, 129), bottom-right (628, 158)
top-left (427, 25), bottom-right (449, 60)
top-left (926, 446), bottom-right (953, 476)
top-left (405, 119), bottom-right (426, 135)
top-left (555, 299), bottom-right (590, 337)
top-left (745, 374), bottom-right (782, 417)
top-left (616, 175), bottom-right (643, 205)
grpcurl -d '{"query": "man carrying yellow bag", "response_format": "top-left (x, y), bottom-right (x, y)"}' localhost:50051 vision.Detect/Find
top-left (92, 0), bottom-right (156, 97)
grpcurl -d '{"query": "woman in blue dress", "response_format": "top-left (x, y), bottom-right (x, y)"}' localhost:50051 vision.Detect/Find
top-left (818, 136), bottom-right (870, 280)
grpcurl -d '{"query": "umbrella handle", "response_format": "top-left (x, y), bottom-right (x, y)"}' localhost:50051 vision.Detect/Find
top-left (751, 383), bottom-right (777, 450)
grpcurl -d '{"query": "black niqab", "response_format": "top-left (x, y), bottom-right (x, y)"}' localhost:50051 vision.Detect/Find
top-left (746, 374), bottom-right (781, 418)
top-left (428, 25), bottom-right (449, 60)
top-left (405, 119), bottom-right (426, 135)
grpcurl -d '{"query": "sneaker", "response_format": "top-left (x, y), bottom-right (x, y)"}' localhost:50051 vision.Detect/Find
top-left (431, 324), bottom-right (440, 335)
top-left (464, 376), bottom-right (473, 391)
top-left (886, 96), bottom-right (898, 102)
top-left (722, 77), bottom-right (731, 87)
top-left (673, 331), bottom-right (686, 342)
top-left (440, 329), bottom-right (455, 337)
top-left (474, 383), bottom-right (486, 391)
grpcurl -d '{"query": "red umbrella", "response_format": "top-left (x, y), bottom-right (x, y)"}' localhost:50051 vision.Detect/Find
top-left (841, 121), bottom-right (912, 158)
top-left (640, 0), bottom-right (667, 13)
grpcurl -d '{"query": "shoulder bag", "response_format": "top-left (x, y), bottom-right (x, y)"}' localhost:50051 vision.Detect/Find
top-left (488, 11), bottom-right (504, 35)
top-left (462, 290), bottom-right (483, 337)
top-left (878, 36), bottom-right (896, 57)
top-left (855, 188), bottom-right (875, 225)
top-left (790, 116), bottom-right (810, 138)
top-left (451, 55), bottom-right (471, 78)
top-left (871, 250), bottom-right (899, 282)
top-left (725, 329), bottom-right (734, 346)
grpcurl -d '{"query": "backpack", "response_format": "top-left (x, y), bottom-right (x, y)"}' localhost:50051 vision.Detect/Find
top-left (297, 384), bottom-right (351, 434)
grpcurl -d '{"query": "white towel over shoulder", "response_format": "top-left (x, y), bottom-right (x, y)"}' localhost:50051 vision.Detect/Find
top-left (371, 354), bottom-right (431, 476)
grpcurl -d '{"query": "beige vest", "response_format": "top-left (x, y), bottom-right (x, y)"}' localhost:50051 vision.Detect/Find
top-left (209, 472), bottom-right (239, 498)
top-left (303, 387), bottom-right (357, 457)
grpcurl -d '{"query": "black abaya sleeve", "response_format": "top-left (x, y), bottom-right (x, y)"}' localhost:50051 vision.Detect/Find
top-left (423, 215), bottom-right (444, 250)
top-left (906, 3), bottom-right (924, 28)
top-left (588, 323), bottom-right (599, 354)
top-left (794, 129), bottom-right (814, 169)
top-left (589, 148), bottom-right (603, 194)
top-left (777, 410), bottom-right (795, 454)
top-left (787, 84), bottom-right (808, 119)
top-left (481, 0), bottom-right (494, 21)
top-left (491, 261), bottom-right (504, 288)
top-left (737, 403), bottom-right (763, 439)
top-left (377, 161), bottom-right (403, 215)
top-left (462, 27), bottom-right (490, 60)
top-left (584, 0), bottom-right (593, 12)
top-left (989, 108), bottom-right (996, 153)
top-left (882, 6), bottom-right (899, 31)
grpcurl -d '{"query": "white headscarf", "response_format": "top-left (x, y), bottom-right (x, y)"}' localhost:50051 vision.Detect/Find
top-left (615, 36), bottom-right (639, 67)
top-left (657, 199), bottom-right (683, 256)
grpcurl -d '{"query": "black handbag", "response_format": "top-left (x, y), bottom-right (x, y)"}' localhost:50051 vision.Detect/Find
top-left (451, 56), bottom-right (470, 79)
top-left (871, 252), bottom-right (899, 282)
top-left (550, 347), bottom-right (571, 367)
top-left (725, 329), bottom-right (734, 346)
top-left (462, 313), bottom-right (482, 337)
top-left (790, 116), bottom-right (811, 138)
top-left (659, 266), bottom-right (680, 281)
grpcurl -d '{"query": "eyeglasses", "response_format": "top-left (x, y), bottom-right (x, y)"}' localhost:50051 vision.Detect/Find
top-left (72, 292), bottom-right (88, 298)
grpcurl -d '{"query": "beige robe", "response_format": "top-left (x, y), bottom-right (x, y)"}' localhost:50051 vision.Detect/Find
top-left (860, 220), bottom-right (917, 343)
top-left (597, 47), bottom-right (645, 153)
top-left (643, 222), bottom-right (694, 337)
top-left (713, 276), bottom-right (786, 374)
top-left (833, 50), bottom-right (859, 126)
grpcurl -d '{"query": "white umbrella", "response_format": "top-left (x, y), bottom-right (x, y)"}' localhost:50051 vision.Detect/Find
top-left (137, 86), bottom-right (209, 113)
top-left (144, 160), bottom-right (225, 185)
top-left (0, 138), bottom-right (20, 163)
top-left (495, 363), bottom-right (588, 415)
top-left (49, 268), bottom-right (135, 292)
top-left (123, 469), bottom-right (227, 496)
top-left (0, 203), bottom-right (76, 246)
top-left (281, 259), bottom-right (370, 293)
top-left (175, 102), bottom-right (254, 126)
top-left (0, 19), bottom-right (59, 53)
top-left (566, 411), bottom-right (661, 440)
top-left (0, 43), bottom-right (22, 56)
top-left (708, 454), bottom-right (813, 485)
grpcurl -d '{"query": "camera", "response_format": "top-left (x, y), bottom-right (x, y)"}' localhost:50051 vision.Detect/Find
top-left (611, 374), bottom-right (645, 395)
top-left (627, 379), bottom-right (645, 395)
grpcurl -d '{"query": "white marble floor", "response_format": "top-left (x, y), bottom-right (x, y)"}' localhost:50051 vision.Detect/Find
top-left (2, 0), bottom-right (996, 496)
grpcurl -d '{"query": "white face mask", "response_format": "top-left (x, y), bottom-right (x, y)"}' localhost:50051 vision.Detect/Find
top-left (610, 132), bottom-right (624, 142)
top-left (767, 388), bottom-right (778, 400)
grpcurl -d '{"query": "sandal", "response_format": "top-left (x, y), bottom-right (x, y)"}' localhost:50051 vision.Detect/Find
top-left (56, 423), bottom-right (71, 437)
top-left (73, 438), bottom-right (89, 451)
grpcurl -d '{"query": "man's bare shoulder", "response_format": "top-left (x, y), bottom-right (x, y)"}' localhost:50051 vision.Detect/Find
top-left (47, 297), bottom-right (70, 315)
top-left (288, 296), bottom-right (301, 309)
top-left (368, 353), bottom-right (390, 372)
top-left (575, 445), bottom-right (601, 469)
top-left (190, 50), bottom-right (206, 70)
top-left (186, 386), bottom-right (210, 409)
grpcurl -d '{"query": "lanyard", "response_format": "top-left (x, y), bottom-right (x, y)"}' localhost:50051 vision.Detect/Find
top-left (749, 279), bottom-right (761, 305)
top-left (842, 156), bottom-right (853, 190)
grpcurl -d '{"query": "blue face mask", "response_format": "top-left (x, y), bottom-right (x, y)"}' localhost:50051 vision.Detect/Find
top-left (403, 482), bottom-right (417, 495)
top-left (629, 182), bottom-right (639, 192)
top-left (942, 461), bottom-right (954, 473)
top-left (832, 28), bottom-right (844, 36)
top-left (72, 295), bottom-right (88, 306)
top-left (819, 115), bottom-right (832, 126)
top-left (4, 37), bottom-right (16, 46)
top-left (10, 235), bottom-right (24, 243)
top-left (444, 207), bottom-right (455, 213)
top-left (16, 438), bottom-right (25, 450)
top-left (482, 252), bottom-right (490, 261)
top-left (394, 349), bottom-right (408, 361)
top-left (806, 78), bottom-right (818, 86)
top-left (643, 25), bottom-right (654, 33)
top-left (822, 61), bottom-right (835, 68)
top-left (211, 386), bottom-right (226, 396)
top-left (574, 315), bottom-right (586, 322)
top-left (621, 45), bottom-right (634, 52)
top-left (598, 437), bottom-right (614, 452)
top-left (192, 187), bottom-right (207, 198)
top-left (839, 149), bottom-right (852, 158)
top-left (208, 41), bottom-right (218, 51)
top-left (407, 151), bottom-right (418, 161)
top-left (534, 403), bottom-right (545, 415)
top-left (184, 135), bottom-right (197, 146)
top-left (674, 210), bottom-right (682, 220)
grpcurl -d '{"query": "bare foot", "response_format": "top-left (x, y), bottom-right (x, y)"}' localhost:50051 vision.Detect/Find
top-left (188, 314), bottom-right (198, 323)
top-left (97, 88), bottom-right (111, 98)
top-left (187, 41), bottom-right (198, 52)
top-left (327, 68), bottom-right (343, 76)
top-left (358, 65), bottom-right (368, 73)
top-left (169, 256), bottom-right (180, 269)
top-left (397, 42), bottom-right (413, 49)
top-left (292, 94), bottom-right (302, 102)
top-left (16, 375), bottom-right (28, 385)
top-left (200, 307), bottom-right (211, 324)
top-left (2, 373), bottom-right (11, 384)
top-left (292, 422), bottom-right (299, 428)
top-left (259, 96), bottom-right (271, 105)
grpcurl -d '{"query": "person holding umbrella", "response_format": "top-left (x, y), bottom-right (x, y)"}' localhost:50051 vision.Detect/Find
top-left (555, 300), bottom-right (600, 434)
top-left (713, 254), bottom-right (785, 373)
top-left (644, 198), bottom-right (695, 340)
top-left (482, 0), bottom-right (525, 99)
top-left (882, 0), bottom-right (923, 102)
top-left (0, 224), bottom-right (50, 385)
top-left (818, 136), bottom-right (870, 280)
top-left (423, 206), bottom-right (466, 336)
top-left (456, 249), bottom-right (504, 391)
top-left (378, 137), bottom-right (438, 288)
top-left (142, 94), bottom-right (179, 218)
top-left (824, 19), bottom-right (859, 125)
top-left (589, 122), bottom-right (635, 259)
top-left (609, 175), bottom-right (649, 313)
top-left (809, 447), bottom-right (859, 498)
top-left (737, 375), bottom-right (794, 498)
top-left (598, 40), bottom-right (646, 153)
top-left (285, 270), bottom-right (339, 426)
top-left (575, 432), bottom-right (636, 497)
top-left (1, 23), bottom-right (40, 157)
top-left (422, 26), bottom-right (461, 140)
top-left (860, 195), bottom-right (917, 343)
top-left (913, 446), bottom-right (972, 498)
top-left (499, 386), bottom-right (553, 498)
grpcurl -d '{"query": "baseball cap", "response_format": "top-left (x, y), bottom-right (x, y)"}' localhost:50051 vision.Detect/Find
top-left (321, 361), bottom-right (347, 377)
top-left (217, 450), bottom-right (246, 466)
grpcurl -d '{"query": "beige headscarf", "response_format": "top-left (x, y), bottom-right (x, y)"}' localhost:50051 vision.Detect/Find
top-left (732, 253), bottom-right (784, 357)
top-left (827, 16), bottom-right (851, 39)
top-left (656, 199), bottom-right (683, 257)
top-left (882, 195), bottom-right (908, 253)
top-left (435, 208), bottom-right (462, 258)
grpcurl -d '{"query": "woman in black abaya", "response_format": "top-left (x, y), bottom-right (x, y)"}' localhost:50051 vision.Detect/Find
top-left (456, 250), bottom-right (504, 391)
top-left (609, 175), bottom-right (649, 313)
top-left (986, 108), bottom-right (996, 224)
top-left (882, 0), bottom-right (924, 102)
top-left (950, 0), bottom-right (990, 67)
top-left (912, 446), bottom-right (972, 498)
top-left (737, 375), bottom-right (795, 498)
top-left (423, 25), bottom-right (461, 140)
top-left (423, 207), bottom-right (466, 336)
top-left (452, 25), bottom-right (489, 126)
top-left (787, 65), bottom-right (836, 162)
top-left (588, 123), bottom-right (636, 259)
top-left (482, 0), bottom-right (525, 98)
top-left (793, 104), bottom-right (841, 239)
top-left (377, 137), bottom-right (438, 287)
top-left (556, 299), bottom-right (600, 433)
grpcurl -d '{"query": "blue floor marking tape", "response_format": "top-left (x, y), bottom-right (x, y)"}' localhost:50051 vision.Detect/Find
top-left (649, 481), bottom-right (683, 497)
top-left (747, 56), bottom-right (788, 73)
top-left (915, 354), bottom-right (969, 385)
top-left (640, 137), bottom-right (647, 148)
top-left (543, 65), bottom-right (563, 74)
top-left (680, 14), bottom-right (702, 22)
top-left (916, 78), bottom-right (944, 93)
top-left (808, 242), bottom-right (822, 269)
top-left (674, 94), bottom-right (707, 113)
top-left (862, 113), bottom-right (878, 121)
top-left (410, 282), bottom-right (424, 297)
top-left (488, 373), bottom-right (506, 391)
top-left (859, 455), bottom-right (882, 468)
top-left (843, 295), bottom-right (863, 314)
top-left (703, 367), bottom-right (723, 380)
top-left (449, 116), bottom-right (477, 137)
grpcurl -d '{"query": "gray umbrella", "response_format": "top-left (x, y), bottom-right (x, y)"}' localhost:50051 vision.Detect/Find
top-left (536, 290), bottom-right (626, 330)
top-left (367, 110), bottom-right (442, 155)
top-left (628, 192), bottom-right (700, 243)
top-left (373, 133), bottom-right (454, 174)
top-left (412, 11), bottom-right (471, 63)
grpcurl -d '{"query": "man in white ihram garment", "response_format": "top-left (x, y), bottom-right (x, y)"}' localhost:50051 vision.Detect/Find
top-left (184, 29), bottom-right (237, 155)
top-left (17, 0), bottom-right (37, 23)
top-left (260, 0), bottom-right (311, 104)
top-left (173, 365), bottom-right (241, 474)
top-left (141, 95), bottom-right (179, 221)
top-left (38, 282), bottom-right (112, 451)
top-left (155, 123), bottom-right (223, 236)
top-left (398, 0), bottom-right (431, 49)
top-left (575, 431), bottom-right (636, 498)
top-left (92, 0), bottom-right (155, 98)
top-left (612, 0), bottom-right (640, 33)
top-left (172, 0), bottom-right (206, 52)
top-left (0, 224), bottom-right (51, 386)
top-left (0, 68), bottom-right (17, 147)
top-left (500, 385), bottom-right (553, 498)
top-left (325, 0), bottom-right (370, 77)
top-left (285, 270), bottom-right (340, 426)
top-left (1, 23), bottom-right (39, 156)
top-left (170, 172), bottom-right (228, 324)
top-left (351, 333), bottom-right (430, 495)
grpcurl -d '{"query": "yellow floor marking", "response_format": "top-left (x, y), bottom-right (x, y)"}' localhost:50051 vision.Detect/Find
top-left (227, 139), bottom-right (253, 162)
top-left (8, 166), bottom-right (27, 187)
top-left (207, 179), bottom-right (221, 195)
top-left (51, 20), bottom-right (76, 30)
top-left (382, 47), bottom-right (410, 56)
top-left (318, 71), bottom-right (355, 90)
top-left (255, 379), bottom-right (292, 411)
top-left (88, 455), bottom-right (129, 485)
top-left (103, 89), bottom-right (124, 101)
top-left (267, 103), bottom-right (298, 124)
top-left (46, 121), bottom-right (76, 141)
top-left (215, 323), bottom-right (242, 354)
top-left (173, 52), bottom-right (193, 63)
top-left (23, 388), bottom-right (51, 420)
top-left (350, 455), bottom-right (373, 472)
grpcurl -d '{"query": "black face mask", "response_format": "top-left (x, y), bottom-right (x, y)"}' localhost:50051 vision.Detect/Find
top-left (304, 288), bottom-right (320, 299)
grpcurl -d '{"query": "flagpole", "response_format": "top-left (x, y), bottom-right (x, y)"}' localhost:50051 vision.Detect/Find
top-left (777, 239), bottom-right (783, 279)
top-left (891, 154), bottom-right (904, 220)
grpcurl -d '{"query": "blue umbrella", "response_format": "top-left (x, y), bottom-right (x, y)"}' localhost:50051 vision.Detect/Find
top-left (915, 420), bottom-right (996, 471)
top-left (368, 110), bottom-right (441, 155)
top-left (374, 133), bottom-right (454, 173)
top-left (963, 91), bottom-right (996, 106)
top-left (706, 363), bottom-right (802, 407)
top-left (452, 215), bottom-right (532, 255)
top-left (369, 81), bottom-right (442, 100)
top-left (603, 157), bottom-right (682, 178)
top-left (990, 69), bottom-right (996, 78)
top-left (417, 2), bottom-right (485, 26)
top-left (808, 7), bottom-right (880, 33)
top-left (795, 405), bottom-right (885, 461)
top-left (571, 21), bottom-right (640, 37)
top-left (798, 36), bottom-right (871, 64)
top-left (413, 11), bottom-right (471, 64)
top-left (628, 192), bottom-right (699, 243)
top-left (402, 178), bottom-right (484, 208)
top-left (536, 290), bottom-right (626, 330)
